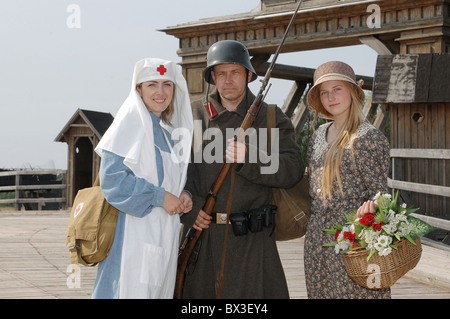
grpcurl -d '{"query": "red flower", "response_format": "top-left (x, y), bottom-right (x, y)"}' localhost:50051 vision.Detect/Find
top-left (359, 213), bottom-right (375, 226)
top-left (343, 231), bottom-right (356, 243)
top-left (334, 230), bottom-right (341, 241)
top-left (372, 222), bottom-right (384, 231)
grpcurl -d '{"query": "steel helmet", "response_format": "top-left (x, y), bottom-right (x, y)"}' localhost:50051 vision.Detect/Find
top-left (203, 40), bottom-right (257, 84)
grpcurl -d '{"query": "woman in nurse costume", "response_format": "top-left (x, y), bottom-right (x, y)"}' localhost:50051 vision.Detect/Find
top-left (92, 58), bottom-right (194, 299)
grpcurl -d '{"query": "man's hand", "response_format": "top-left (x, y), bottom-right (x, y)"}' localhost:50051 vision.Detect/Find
top-left (193, 209), bottom-right (212, 231)
top-left (226, 138), bottom-right (247, 163)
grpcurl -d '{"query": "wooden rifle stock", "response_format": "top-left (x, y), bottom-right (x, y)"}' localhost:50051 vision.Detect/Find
top-left (174, 0), bottom-right (303, 299)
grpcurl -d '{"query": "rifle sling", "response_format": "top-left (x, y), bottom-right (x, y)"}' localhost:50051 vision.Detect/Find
top-left (216, 165), bottom-right (236, 299)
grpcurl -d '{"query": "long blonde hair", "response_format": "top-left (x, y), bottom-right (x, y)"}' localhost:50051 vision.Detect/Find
top-left (318, 82), bottom-right (365, 199)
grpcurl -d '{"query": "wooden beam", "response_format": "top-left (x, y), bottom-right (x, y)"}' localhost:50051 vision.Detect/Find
top-left (0, 169), bottom-right (67, 177)
top-left (390, 148), bottom-right (450, 160)
top-left (250, 53), bottom-right (271, 69)
top-left (282, 81), bottom-right (307, 118)
top-left (292, 100), bottom-right (310, 139)
top-left (388, 178), bottom-right (450, 198)
top-left (362, 91), bottom-right (374, 119)
top-left (0, 185), bottom-right (66, 192)
top-left (372, 104), bottom-right (389, 131)
top-left (359, 35), bottom-right (397, 55)
top-left (255, 62), bottom-right (373, 89)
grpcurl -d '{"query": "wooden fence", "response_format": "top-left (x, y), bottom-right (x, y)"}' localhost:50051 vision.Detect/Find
top-left (389, 148), bottom-right (450, 243)
top-left (0, 170), bottom-right (67, 211)
top-left (389, 148), bottom-right (450, 198)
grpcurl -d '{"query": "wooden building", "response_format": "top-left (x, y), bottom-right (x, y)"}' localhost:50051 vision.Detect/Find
top-left (373, 54), bottom-right (450, 218)
top-left (55, 109), bottom-right (113, 207)
top-left (161, 0), bottom-right (450, 219)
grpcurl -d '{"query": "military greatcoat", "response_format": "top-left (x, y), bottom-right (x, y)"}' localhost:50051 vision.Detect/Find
top-left (181, 89), bottom-right (304, 299)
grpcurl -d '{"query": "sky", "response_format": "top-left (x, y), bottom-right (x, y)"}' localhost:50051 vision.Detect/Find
top-left (0, 0), bottom-right (378, 170)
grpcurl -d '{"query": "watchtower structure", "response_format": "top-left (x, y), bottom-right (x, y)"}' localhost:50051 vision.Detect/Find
top-left (55, 109), bottom-right (113, 207)
top-left (161, 0), bottom-right (450, 218)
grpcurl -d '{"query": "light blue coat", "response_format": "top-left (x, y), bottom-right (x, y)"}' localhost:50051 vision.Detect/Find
top-left (92, 112), bottom-right (172, 299)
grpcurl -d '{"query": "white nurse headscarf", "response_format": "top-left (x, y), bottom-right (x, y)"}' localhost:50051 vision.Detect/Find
top-left (95, 58), bottom-right (193, 193)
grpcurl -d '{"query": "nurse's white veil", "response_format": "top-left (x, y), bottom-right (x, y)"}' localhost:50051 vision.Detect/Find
top-left (95, 58), bottom-right (193, 196)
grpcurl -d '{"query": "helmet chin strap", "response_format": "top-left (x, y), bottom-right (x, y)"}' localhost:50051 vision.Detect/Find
top-left (204, 81), bottom-right (211, 104)
top-left (245, 69), bottom-right (249, 112)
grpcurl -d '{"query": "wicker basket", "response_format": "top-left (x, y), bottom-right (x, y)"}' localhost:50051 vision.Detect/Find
top-left (342, 237), bottom-right (422, 289)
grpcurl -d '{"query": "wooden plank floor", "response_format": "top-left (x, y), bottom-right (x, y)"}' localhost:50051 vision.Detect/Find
top-left (0, 211), bottom-right (449, 299)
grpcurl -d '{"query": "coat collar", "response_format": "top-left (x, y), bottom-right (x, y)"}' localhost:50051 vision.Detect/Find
top-left (206, 89), bottom-right (255, 120)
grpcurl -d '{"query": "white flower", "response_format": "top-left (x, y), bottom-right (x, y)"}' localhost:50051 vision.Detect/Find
top-left (375, 193), bottom-right (391, 209)
top-left (396, 212), bottom-right (407, 222)
top-left (401, 203), bottom-right (407, 209)
top-left (335, 240), bottom-right (351, 254)
top-left (372, 192), bottom-right (381, 202)
top-left (377, 235), bottom-right (392, 247)
top-left (349, 224), bottom-right (356, 234)
top-left (397, 221), bottom-right (413, 237)
top-left (374, 242), bottom-right (385, 251)
top-left (378, 246), bottom-right (392, 256)
top-left (359, 229), bottom-right (379, 247)
top-left (382, 222), bottom-right (397, 235)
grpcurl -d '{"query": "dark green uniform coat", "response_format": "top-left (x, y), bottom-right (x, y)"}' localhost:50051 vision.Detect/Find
top-left (181, 89), bottom-right (304, 299)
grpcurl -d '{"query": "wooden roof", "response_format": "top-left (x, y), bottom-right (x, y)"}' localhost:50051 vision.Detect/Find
top-left (373, 53), bottom-right (450, 104)
top-left (161, 0), bottom-right (449, 57)
top-left (54, 108), bottom-right (114, 143)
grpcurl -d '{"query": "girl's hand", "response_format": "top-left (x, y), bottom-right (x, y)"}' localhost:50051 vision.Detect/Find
top-left (357, 200), bottom-right (376, 218)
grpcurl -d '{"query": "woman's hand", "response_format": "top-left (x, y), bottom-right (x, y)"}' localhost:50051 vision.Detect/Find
top-left (162, 191), bottom-right (186, 216)
top-left (179, 191), bottom-right (193, 213)
top-left (357, 200), bottom-right (377, 218)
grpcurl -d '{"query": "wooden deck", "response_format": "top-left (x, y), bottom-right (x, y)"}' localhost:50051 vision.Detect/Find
top-left (0, 211), bottom-right (449, 299)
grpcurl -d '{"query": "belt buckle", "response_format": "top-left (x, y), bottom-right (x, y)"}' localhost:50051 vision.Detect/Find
top-left (216, 213), bottom-right (228, 225)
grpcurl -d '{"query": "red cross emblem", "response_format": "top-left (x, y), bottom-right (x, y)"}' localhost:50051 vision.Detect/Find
top-left (157, 65), bottom-right (167, 75)
top-left (74, 202), bottom-right (84, 218)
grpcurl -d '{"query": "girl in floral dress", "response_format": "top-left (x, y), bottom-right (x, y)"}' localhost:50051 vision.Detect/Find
top-left (304, 61), bottom-right (391, 298)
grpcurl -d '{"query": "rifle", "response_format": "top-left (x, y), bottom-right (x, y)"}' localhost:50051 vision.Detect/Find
top-left (174, 0), bottom-right (304, 299)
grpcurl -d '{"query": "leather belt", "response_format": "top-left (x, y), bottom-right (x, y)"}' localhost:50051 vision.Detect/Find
top-left (210, 212), bottom-right (230, 224)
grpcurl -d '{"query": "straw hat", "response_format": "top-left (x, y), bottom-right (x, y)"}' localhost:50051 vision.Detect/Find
top-left (307, 61), bottom-right (365, 119)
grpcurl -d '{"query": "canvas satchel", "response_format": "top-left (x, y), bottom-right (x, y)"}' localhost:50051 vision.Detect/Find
top-left (66, 175), bottom-right (118, 267)
top-left (267, 105), bottom-right (311, 241)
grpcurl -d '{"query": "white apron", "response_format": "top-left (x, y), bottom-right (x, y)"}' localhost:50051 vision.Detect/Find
top-left (119, 139), bottom-right (183, 299)
top-left (94, 58), bottom-right (193, 299)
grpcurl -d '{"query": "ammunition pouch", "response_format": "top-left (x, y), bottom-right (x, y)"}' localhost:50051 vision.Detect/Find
top-left (229, 204), bottom-right (277, 236)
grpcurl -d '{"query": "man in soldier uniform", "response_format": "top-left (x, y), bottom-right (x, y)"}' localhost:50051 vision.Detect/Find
top-left (181, 40), bottom-right (304, 299)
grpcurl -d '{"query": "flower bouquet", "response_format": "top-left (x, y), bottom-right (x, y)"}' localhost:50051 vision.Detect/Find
top-left (323, 191), bottom-right (435, 289)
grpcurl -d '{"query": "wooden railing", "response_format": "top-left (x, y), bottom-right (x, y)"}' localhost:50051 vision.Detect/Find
top-left (388, 149), bottom-right (450, 242)
top-left (389, 148), bottom-right (450, 198)
top-left (0, 170), bottom-right (67, 211)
